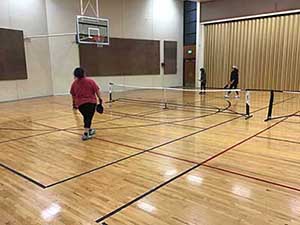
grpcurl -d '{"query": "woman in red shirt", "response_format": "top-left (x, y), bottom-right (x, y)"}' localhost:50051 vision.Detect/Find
top-left (70, 67), bottom-right (102, 140)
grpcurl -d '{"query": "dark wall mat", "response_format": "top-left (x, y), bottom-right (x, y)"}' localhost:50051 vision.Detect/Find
top-left (200, 0), bottom-right (300, 22)
top-left (79, 38), bottom-right (160, 76)
top-left (0, 28), bottom-right (27, 80)
top-left (164, 41), bottom-right (177, 74)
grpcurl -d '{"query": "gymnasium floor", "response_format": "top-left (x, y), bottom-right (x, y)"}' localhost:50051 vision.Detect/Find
top-left (0, 91), bottom-right (299, 225)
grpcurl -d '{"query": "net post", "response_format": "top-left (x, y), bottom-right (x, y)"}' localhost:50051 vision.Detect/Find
top-left (265, 90), bottom-right (274, 121)
top-left (245, 90), bottom-right (253, 120)
top-left (108, 82), bottom-right (113, 103)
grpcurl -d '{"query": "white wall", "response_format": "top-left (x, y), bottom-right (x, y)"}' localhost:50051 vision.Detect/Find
top-left (0, 0), bottom-right (53, 102)
top-left (0, 0), bottom-right (183, 101)
top-left (46, 0), bottom-right (184, 94)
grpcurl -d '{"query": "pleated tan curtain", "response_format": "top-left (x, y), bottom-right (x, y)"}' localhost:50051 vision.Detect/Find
top-left (204, 13), bottom-right (300, 91)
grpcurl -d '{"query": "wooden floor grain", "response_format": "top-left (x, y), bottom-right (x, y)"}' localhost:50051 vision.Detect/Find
top-left (0, 92), bottom-right (299, 225)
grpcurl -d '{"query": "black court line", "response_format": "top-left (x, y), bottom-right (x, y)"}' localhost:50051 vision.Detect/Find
top-left (67, 116), bottom-right (209, 131)
top-left (100, 115), bottom-right (207, 130)
top-left (0, 97), bottom-right (289, 189)
top-left (66, 109), bottom-right (207, 131)
top-left (66, 130), bottom-right (144, 151)
top-left (0, 130), bottom-right (57, 145)
top-left (66, 100), bottom-right (233, 131)
top-left (104, 110), bottom-right (207, 130)
top-left (256, 136), bottom-right (300, 145)
top-left (95, 117), bottom-right (288, 223)
top-left (63, 108), bottom-right (164, 130)
top-left (0, 130), bottom-right (58, 189)
top-left (113, 98), bottom-right (238, 117)
top-left (47, 114), bottom-right (241, 189)
top-left (0, 163), bottom-right (46, 188)
top-left (27, 120), bottom-right (62, 131)
top-left (42, 98), bottom-right (290, 188)
top-left (0, 127), bottom-right (55, 131)
top-left (148, 149), bottom-right (300, 193)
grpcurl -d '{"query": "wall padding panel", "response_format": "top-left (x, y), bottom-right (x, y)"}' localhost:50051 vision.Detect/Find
top-left (0, 28), bottom-right (27, 80)
top-left (79, 37), bottom-right (160, 76)
top-left (164, 41), bottom-right (177, 74)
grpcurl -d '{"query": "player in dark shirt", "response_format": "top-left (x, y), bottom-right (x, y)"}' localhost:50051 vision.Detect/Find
top-left (225, 66), bottom-right (240, 98)
top-left (199, 68), bottom-right (207, 95)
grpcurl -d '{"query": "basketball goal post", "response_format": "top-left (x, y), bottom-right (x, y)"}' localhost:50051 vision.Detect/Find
top-left (77, 0), bottom-right (109, 46)
top-left (24, 0), bottom-right (109, 47)
top-left (80, 0), bottom-right (100, 17)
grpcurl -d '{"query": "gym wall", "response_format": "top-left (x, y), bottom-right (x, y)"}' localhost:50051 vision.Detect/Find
top-left (0, 0), bottom-right (53, 102)
top-left (200, 0), bottom-right (300, 22)
top-left (0, 0), bottom-right (183, 101)
top-left (46, 0), bottom-right (183, 95)
top-left (204, 13), bottom-right (300, 91)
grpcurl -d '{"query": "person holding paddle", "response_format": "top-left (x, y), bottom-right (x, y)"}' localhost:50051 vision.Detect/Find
top-left (70, 67), bottom-right (103, 141)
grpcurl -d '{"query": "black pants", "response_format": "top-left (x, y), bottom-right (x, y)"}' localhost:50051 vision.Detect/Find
top-left (201, 82), bottom-right (206, 91)
top-left (79, 103), bottom-right (96, 129)
top-left (228, 82), bottom-right (239, 95)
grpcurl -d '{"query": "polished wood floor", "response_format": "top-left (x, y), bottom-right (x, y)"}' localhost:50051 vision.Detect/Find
top-left (0, 91), bottom-right (299, 225)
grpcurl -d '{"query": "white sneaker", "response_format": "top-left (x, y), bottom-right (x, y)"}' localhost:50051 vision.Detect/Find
top-left (82, 132), bottom-right (92, 141)
top-left (89, 128), bottom-right (96, 136)
top-left (224, 95), bottom-right (229, 98)
top-left (235, 95), bottom-right (240, 98)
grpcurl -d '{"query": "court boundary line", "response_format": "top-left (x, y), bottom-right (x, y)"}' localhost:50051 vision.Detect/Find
top-left (0, 130), bottom-right (57, 145)
top-left (66, 130), bottom-right (144, 151)
top-left (0, 127), bottom-right (55, 131)
top-left (146, 151), bottom-right (300, 192)
top-left (62, 108), bottom-right (164, 130)
top-left (0, 163), bottom-right (46, 188)
top-left (48, 114), bottom-right (240, 189)
top-left (256, 136), bottom-right (300, 145)
top-left (203, 165), bottom-right (300, 192)
top-left (0, 97), bottom-right (290, 189)
top-left (66, 99), bottom-right (233, 132)
top-left (95, 117), bottom-right (288, 223)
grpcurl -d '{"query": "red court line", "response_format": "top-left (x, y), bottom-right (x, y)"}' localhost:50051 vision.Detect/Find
top-left (95, 112), bottom-right (291, 223)
top-left (199, 118), bottom-right (290, 165)
top-left (256, 136), bottom-right (300, 145)
top-left (148, 151), bottom-right (198, 164)
top-left (149, 151), bottom-right (300, 193)
top-left (148, 145), bottom-right (300, 193)
top-left (145, 117), bottom-right (300, 193)
top-left (203, 165), bottom-right (300, 192)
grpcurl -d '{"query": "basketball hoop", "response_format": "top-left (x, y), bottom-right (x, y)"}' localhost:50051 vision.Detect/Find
top-left (91, 35), bottom-right (105, 47)
top-left (92, 35), bottom-right (104, 42)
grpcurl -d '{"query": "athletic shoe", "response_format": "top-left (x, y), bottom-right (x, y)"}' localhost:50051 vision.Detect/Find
top-left (224, 95), bottom-right (229, 98)
top-left (82, 132), bottom-right (92, 141)
top-left (235, 95), bottom-right (240, 98)
top-left (89, 128), bottom-right (96, 136)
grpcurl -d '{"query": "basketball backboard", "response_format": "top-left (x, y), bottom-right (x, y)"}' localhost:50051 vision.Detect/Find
top-left (76, 15), bottom-right (109, 45)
